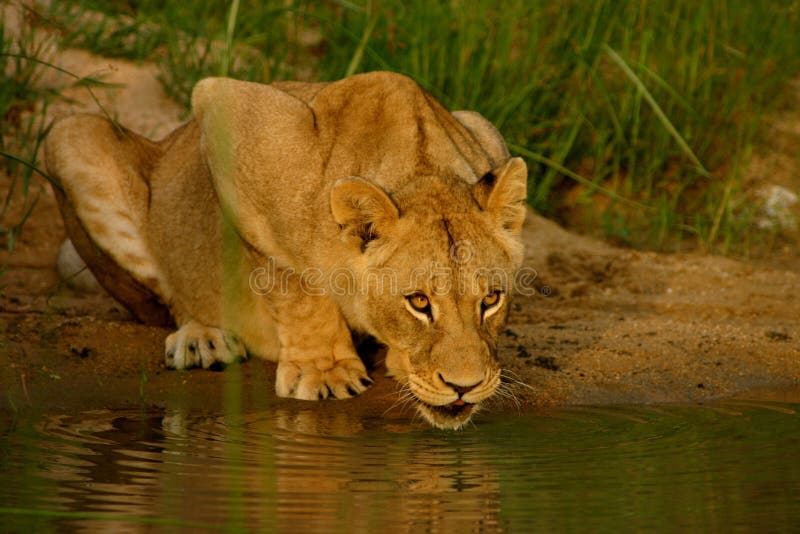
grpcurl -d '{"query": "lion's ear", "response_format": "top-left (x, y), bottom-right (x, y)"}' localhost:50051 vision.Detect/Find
top-left (452, 110), bottom-right (510, 167)
top-left (473, 157), bottom-right (528, 235)
top-left (330, 177), bottom-right (399, 251)
top-left (192, 77), bottom-right (318, 255)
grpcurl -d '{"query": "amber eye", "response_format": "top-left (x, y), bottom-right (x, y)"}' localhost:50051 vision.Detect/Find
top-left (407, 293), bottom-right (430, 312)
top-left (482, 290), bottom-right (502, 310)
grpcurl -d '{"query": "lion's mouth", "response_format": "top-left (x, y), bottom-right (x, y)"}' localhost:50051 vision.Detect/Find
top-left (428, 399), bottom-right (475, 418)
top-left (414, 398), bottom-right (476, 429)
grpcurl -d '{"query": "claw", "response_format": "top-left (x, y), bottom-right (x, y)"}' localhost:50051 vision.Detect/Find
top-left (275, 356), bottom-right (371, 401)
top-left (165, 321), bottom-right (246, 370)
top-left (208, 361), bottom-right (225, 372)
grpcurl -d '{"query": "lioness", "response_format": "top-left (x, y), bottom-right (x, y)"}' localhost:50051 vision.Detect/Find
top-left (45, 72), bottom-right (527, 429)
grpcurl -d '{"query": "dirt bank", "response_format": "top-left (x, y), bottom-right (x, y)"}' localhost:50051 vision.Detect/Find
top-left (1, 38), bottom-right (799, 422)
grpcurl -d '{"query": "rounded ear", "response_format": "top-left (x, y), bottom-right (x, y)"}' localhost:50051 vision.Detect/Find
top-left (452, 110), bottom-right (510, 167)
top-left (330, 177), bottom-right (399, 251)
top-left (473, 157), bottom-right (528, 235)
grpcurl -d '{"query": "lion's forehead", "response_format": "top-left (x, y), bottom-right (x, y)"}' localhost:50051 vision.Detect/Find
top-left (374, 251), bottom-right (515, 299)
top-left (387, 216), bottom-right (514, 285)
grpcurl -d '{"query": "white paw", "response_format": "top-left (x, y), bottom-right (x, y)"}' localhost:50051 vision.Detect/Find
top-left (165, 321), bottom-right (247, 370)
top-left (276, 357), bottom-right (373, 400)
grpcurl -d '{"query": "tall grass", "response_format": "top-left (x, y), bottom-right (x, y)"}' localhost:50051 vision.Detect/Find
top-left (0, 6), bottom-right (118, 254)
top-left (332, 0), bottom-right (800, 251)
top-left (0, 11), bottom-right (54, 253)
top-left (25, 0), bottom-right (800, 252)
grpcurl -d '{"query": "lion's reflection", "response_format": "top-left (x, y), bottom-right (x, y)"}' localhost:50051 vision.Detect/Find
top-left (35, 406), bottom-right (503, 531)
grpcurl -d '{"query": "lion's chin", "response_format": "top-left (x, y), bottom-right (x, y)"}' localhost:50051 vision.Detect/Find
top-left (415, 400), bottom-right (477, 430)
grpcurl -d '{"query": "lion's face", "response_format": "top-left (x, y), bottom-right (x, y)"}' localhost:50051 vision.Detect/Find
top-left (373, 228), bottom-right (513, 428)
top-left (338, 173), bottom-right (524, 430)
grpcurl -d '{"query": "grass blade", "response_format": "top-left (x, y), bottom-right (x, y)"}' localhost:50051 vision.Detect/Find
top-left (345, 1), bottom-right (378, 77)
top-left (509, 143), bottom-right (653, 212)
top-left (0, 151), bottom-right (60, 190)
top-left (604, 44), bottom-right (709, 176)
top-left (220, 0), bottom-right (240, 77)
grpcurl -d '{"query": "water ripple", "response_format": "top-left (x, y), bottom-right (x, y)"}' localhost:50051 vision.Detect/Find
top-left (1, 401), bottom-right (799, 531)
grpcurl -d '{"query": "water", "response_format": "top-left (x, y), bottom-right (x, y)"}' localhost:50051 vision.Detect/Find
top-left (1, 401), bottom-right (799, 532)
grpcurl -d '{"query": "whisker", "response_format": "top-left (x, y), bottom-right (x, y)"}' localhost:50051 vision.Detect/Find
top-left (501, 368), bottom-right (532, 382)
top-left (378, 378), bottom-right (412, 400)
top-left (500, 369), bottom-right (535, 392)
top-left (410, 408), bottom-right (425, 426)
top-left (486, 372), bottom-right (528, 412)
top-left (382, 381), bottom-right (419, 417)
top-left (498, 394), bottom-right (522, 413)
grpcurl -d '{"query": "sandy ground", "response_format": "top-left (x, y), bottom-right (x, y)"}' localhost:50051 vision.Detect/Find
top-left (1, 27), bottom-right (799, 422)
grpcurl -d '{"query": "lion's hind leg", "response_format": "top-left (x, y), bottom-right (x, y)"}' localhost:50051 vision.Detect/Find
top-left (45, 114), bottom-right (173, 325)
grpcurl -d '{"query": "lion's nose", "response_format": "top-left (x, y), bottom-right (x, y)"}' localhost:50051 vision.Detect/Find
top-left (438, 372), bottom-right (482, 397)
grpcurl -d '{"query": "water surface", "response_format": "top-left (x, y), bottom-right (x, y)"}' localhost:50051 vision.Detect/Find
top-left (2, 400), bottom-right (799, 531)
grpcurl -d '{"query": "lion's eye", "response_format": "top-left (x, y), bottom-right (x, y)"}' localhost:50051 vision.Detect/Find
top-left (482, 290), bottom-right (502, 310)
top-left (407, 293), bottom-right (430, 312)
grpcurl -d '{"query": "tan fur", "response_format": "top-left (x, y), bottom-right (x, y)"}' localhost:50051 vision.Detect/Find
top-left (45, 72), bottom-right (527, 429)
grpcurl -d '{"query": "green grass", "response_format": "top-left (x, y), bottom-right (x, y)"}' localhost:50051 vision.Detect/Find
top-left (7, 0), bottom-right (800, 253)
top-left (0, 6), bottom-right (115, 254)
top-left (0, 11), bottom-right (54, 253)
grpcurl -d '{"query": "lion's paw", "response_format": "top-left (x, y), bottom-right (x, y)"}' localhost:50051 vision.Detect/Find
top-left (276, 357), bottom-right (373, 400)
top-left (165, 321), bottom-right (247, 370)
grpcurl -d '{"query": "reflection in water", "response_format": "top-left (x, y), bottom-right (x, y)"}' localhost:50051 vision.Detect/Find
top-left (1, 401), bottom-right (800, 531)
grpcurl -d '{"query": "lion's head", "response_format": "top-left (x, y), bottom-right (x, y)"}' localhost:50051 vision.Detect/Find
top-left (331, 157), bottom-right (527, 429)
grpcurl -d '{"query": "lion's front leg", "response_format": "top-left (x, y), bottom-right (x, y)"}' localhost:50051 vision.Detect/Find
top-left (274, 292), bottom-right (372, 400)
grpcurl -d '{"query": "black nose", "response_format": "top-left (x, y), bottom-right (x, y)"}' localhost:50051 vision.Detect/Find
top-left (440, 374), bottom-right (481, 397)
